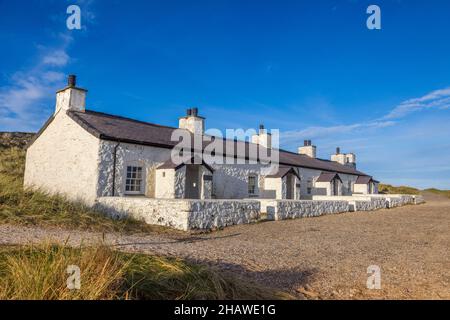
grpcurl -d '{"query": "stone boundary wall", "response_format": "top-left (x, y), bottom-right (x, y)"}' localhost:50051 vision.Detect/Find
top-left (312, 195), bottom-right (387, 212)
top-left (273, 200), bottom-right (349, 221)
top-left (96, 197), bottom-right (260, 231)
top-left (353, 198), bottom-right (387, 211)
top-left (413, 195), bottom-right (425, 204)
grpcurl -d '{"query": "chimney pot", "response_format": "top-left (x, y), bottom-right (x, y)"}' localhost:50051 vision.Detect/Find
top-left (336, 147), bottom-right (340, 154)
top-left (191, 107), bottom-right (198, 117)
top-left (186, 108), bottom-right (192, 116)
top-left (259, 124), bottom-right (265, 130)
top-left (68, 75), bottom-right (76, 87)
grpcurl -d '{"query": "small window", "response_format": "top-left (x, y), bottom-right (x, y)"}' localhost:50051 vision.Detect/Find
top-left (348, 181), bottom-right (352, 193)
top-left (307, 179), bottom-right (313, 194)
top-left (125, 166), bottom-right (143, 193)
top-left (162, 172), bottom-right (166, 178)
top-left (248, 175), bottom-right (257, 195)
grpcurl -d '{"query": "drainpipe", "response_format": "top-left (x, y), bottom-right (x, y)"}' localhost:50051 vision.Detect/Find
top-left (112, 142), bottom-right (120, 196)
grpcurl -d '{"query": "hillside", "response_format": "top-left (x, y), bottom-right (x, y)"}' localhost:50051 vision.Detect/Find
top-left (378, 183), bottom-right (421, 195)
top-left (0, 132), bottom-right (35, 149)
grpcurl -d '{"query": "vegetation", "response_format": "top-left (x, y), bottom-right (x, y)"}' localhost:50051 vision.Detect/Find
top-left (0, 243), bottom-right (288, 300)
top-left (0, 146), bottom-right (170, 234)
top-left (378, 183), bottom-right (421, 195)
top-left (424, 188), bottom-right (450, 199)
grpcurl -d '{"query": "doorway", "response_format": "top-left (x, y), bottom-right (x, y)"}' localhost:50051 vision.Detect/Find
top-left (185, 165), bottom-right (200, 199)
top-left (286, 174), bottom-right (295, 199)
top-left (333, 178), bottom-right (339, 196)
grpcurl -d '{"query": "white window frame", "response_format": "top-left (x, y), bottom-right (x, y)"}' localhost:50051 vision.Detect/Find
top-left (124, 165), bottom-right (145, 195)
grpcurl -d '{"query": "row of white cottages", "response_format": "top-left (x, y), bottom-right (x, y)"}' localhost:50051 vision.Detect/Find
top-left (24, 76), bottom-right (379, 209)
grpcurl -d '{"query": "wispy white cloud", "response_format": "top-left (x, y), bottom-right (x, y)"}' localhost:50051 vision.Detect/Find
top-left (0, 34), bottom-right (73, 131)
top-left (281, 120), bottom-right (395, 144)
top-left (281, 86), bottom-right (450, 147)
top-left (384, 87), bottom-right (450, 119)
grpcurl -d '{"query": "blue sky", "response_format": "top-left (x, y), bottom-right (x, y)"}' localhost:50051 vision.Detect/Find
top-left (1, 0), bottom-right (450, 189)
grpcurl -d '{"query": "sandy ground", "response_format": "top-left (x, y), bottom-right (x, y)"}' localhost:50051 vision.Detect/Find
top-left (0, 192), bottom-right (449, 300)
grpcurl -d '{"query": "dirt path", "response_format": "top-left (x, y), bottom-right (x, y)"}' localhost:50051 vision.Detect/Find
top-left (1, 192), bottom-right (449, 300)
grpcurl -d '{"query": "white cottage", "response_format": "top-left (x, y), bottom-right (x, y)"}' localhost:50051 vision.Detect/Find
top-left (24, 76), bottom-right (379, 208)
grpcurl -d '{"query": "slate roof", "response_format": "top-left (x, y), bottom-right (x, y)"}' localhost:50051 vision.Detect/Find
top-left (316, 172), bottom-right (342, 183)
top-left (266, 166), bottom-right (301, 180)
top-left (157, 156), bottom-right (214, 173)
top-left (62, 110), bottom-right (370, 177)
top-left (355, 176), bottom-right (379, 184)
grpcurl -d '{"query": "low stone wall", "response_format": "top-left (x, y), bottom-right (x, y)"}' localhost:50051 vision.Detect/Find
top-left (353, 198), bottom-right (387, 211)
top-left (96, 197), bottom-right (191, 230)
top-left (413, 195), bottom-right (425, 204)
top-left (273, 200), bottom-right (349, 221)
top-left (96, 197), bottom-right (260, 231)
top-left (188, 200), bottom-right (260, 230)
top-left (312, 195), bottom-right (387, 212)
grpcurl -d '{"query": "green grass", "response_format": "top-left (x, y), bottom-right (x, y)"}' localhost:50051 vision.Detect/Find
top-left (378, 183), bottom-right (421, 195)
top-left (0, 147), bottom-right (170, 234)
top-left (0, 243), bottom-right (289, 300)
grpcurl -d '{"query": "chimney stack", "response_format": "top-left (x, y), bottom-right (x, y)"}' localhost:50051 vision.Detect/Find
top-left (251, 123), bottom-right (272, 149)
top-left (298, 140), bottom-right (316, 158)
top-left (179, 107), bottom-right (205, 135)
top-left (55, 74), bottom-right (87, 114)
top-left (331, 148), bottom-right (356, 168)
top-left (68, 75), bottom-right (76, 87)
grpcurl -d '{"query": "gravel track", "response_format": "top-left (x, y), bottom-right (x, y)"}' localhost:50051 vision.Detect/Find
top-left (1, 192), bottom-right (449, 299)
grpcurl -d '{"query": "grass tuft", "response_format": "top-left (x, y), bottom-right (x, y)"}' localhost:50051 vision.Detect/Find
top-left (0, 243), bottom-right (290, 300)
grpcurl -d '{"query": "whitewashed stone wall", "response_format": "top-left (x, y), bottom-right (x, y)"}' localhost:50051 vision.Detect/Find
top-left (97, 141), bottom-right (172, 197)
top-left (210, 161), bottom-right (264, 199)
top-left (275, 200), bottom-right (349, 220)
top-left (96, 197), bottom-right (260, 231)
top-left (24, 111), bottom-right (101, 205)
top-left (260, 200), bottom-right (349, 221)
top-left (174, 166), bottom-right (186, 198)
top-left (200, 166), bottom-right (213, 199)
top-left (188, 200), bottom-right (260, 229)
top-left (312, 195), bottom-right (387, 212)
top-left (96, 197), bottom-right (190, 230)
top-left (155, 169), bottom-right (176, 198)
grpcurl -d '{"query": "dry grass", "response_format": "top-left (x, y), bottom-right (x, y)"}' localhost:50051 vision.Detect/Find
top-left (378, 183), bottom-right (420, 195)
top-left (424, 188), bottom-right (450, 199)
top-left (0, 147), bottom-right (169, 234)
top-left (0, 243), bottom-right (289, 300)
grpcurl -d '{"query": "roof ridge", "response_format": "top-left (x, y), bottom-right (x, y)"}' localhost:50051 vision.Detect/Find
top-left (82, 109), bottom-right (179, 130)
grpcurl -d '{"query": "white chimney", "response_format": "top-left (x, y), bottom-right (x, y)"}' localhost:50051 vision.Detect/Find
top-left (179, 107), bottom-right (205, 135)
top-left (298, 140), bottom-right (316, 158)
top-left (331, 147), bottom-right (356, 168)
top-left (55, 75), bottom-right (87, 114)
top-left (251, 124), bottom-right (272, 149)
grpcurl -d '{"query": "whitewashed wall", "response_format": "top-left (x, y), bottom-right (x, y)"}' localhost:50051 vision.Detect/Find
top-left (96, 197), bottom-right (260, 231)
top-left (24, 111), bottom-right (100, 205)
top-left (97, 141), bottom-right (172, 197)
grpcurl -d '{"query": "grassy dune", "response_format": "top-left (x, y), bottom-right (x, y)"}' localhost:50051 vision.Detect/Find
top-left (0, 243), bottom-right (289, 300)
top-left (0, 147), bottom-right (167, 233)
top-left (378, 183), bottom-right (421, 195)
top-left (424, 188), bottom-right (450, 198)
